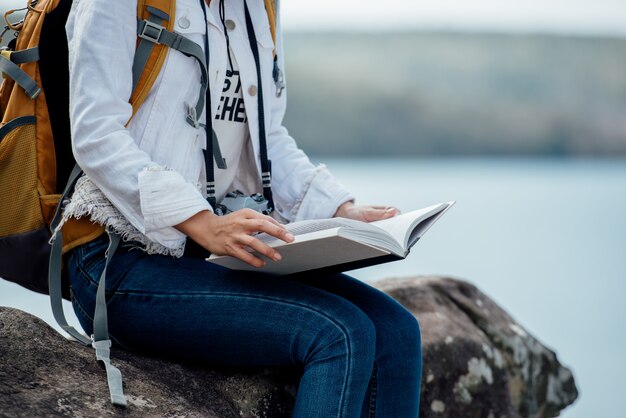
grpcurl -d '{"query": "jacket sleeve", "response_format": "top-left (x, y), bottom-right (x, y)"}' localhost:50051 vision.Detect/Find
top-left (264, 7), bottom-right (354, 222)
top-left (66, 0), bottom-right (211, 247)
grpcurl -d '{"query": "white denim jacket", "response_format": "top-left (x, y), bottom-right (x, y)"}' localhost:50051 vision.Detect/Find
top-left (63, 0), bottom-right (353, 254)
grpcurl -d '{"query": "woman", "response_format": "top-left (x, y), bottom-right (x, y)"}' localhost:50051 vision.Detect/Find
top-left (63, 0), bottom-right (422, 416)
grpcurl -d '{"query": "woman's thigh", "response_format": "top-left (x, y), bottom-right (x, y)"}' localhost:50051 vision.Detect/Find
top-left (286, 270), bottom-right (421, 347)
top-left (68, 239), bottom-right (378, 367)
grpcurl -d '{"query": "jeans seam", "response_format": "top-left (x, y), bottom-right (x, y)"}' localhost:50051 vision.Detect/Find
top-left (368, 361), bottom-right (378, 417)
top-left (109, 290), bottom-right (352, 417)
top-left (72, 293), bottom-right (94, 324)
top-left (74, 241), bottom-right (108, 279)
top-left (75, 253), bottom-right (103, 288)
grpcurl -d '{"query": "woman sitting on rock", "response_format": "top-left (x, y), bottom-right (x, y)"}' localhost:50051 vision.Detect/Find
top-left (63, 0), bottom-right (422, 415)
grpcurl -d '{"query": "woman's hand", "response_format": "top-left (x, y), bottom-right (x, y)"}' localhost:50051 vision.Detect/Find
top-left (174, 209), bottom-right (294, 268)
top-left (333, 201), bottom-right (400, 222)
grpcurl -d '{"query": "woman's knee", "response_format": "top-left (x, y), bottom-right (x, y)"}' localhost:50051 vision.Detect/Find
top-left (298, 299), bottom-right (377, 368)
top-left (382, 305), bottom-right (422, 359)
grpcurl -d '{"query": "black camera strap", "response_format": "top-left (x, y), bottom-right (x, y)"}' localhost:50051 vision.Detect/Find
top-left (198, 0), bottom-right (217, 209)
top-left (244, 1), bottom-right (274, 214)
top-left (199, 0), bottom-right (274, 214)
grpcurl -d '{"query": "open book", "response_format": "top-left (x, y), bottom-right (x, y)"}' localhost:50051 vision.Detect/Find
top-left (207, 201), bottom-right (455, 275)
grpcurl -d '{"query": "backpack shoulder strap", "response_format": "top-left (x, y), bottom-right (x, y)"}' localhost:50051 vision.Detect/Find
top-left (262, 0), bottom-right (285, 97)
top-left (264, 0), bottom-right (277, 52)
top-left (129, 0), bottom-right (177, 120)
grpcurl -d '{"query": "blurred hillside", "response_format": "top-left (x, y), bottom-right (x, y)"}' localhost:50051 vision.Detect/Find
top-left (282, 32), bottom-right (626, 157)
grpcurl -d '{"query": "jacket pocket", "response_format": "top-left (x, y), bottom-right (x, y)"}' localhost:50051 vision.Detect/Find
top-left (175, 0), bottom-right (207, 38)
top-left (255, 24), bottom-right (275, 51)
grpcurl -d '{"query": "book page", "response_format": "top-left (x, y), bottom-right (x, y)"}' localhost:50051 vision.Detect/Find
top-left (371, 202), bottom-right (451, 250)
top-left (285, 218), bottom-right (363, 236)
top-left (257, 217), bottom-right (371, 245)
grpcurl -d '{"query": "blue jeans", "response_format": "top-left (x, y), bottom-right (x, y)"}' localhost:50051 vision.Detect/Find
top-left (68, 234), bottom-right (422, 417)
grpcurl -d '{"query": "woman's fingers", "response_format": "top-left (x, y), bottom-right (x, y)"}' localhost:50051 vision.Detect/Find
top-left (230, 245), bottom-right (266, 268)
top-left (218, 210), bottom-right (294, 267)
top-left (247, 218), bottom-right (294, 243)
top-left (241, 234), bottom-right (282, 262)
top-left (240, 208), bottom-right (282, 227)
top-left (335, 204), bottom-right (401, 222)
top-left (177, 209), bottom-right (294, 261)
top-left (362, 208), bottom-right (383, 222)
top-left (381, 206), bottom-right (400, 217)
top-left (362, 206), bottom-right (399, 222)
top-left (228, 232), bottom-right (283, 267)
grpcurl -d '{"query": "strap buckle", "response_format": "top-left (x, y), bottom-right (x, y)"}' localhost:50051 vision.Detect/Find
top-left (272, 62), bottom-right (285, 97)
top-left (261, 171), bottom-right (271, 187)
top-left (186, 103), bottom-right (200, 129)
top-left (0, 49), bottom-right (11, 80)
top-left (206, 180), bottom-right (216, 197)
top-left (275, 77), bottom-right (285, 98)
top-left (138, 20), bottom-right (165, 44)
top-left (0, 49), bottom-right (12, 61)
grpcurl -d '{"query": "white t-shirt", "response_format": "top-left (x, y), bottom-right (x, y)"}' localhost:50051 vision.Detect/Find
top-left (212, 48), bottom-right (261, 204)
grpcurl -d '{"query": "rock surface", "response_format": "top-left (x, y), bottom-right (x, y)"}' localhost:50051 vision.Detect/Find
top-left (0, 276), bottom-right (578, 417)
top-left (377, 277), bottom-right (578, 418)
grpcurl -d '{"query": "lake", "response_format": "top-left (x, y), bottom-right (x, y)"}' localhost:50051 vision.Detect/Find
top-left (1, 157), bottom-right (625, 418)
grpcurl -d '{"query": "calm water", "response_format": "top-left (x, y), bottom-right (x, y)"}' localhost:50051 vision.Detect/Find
top-left (1, 158), bottom-right (625, 417)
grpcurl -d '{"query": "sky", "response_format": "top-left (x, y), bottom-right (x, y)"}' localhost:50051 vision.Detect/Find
top-left (3, 0), bottom-right (626, 36)
top-left (280, 0), bottom-right (626, 36)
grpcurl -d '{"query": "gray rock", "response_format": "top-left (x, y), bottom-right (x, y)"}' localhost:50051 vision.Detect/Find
top-left (377, 277), bottom-right (578, 418)
top-left (0, 276), bottom-right (577, 417)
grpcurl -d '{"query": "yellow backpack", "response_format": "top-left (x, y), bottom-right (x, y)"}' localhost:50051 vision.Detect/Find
top-left (0, 0), bottom-right (278, 294)
top-left (1, 0), bottom-right (277, 406)
top-left (0, 0), bottom-right (182, 296)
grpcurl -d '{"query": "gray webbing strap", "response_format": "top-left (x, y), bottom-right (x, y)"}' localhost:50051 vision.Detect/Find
top-left (92, 339), bottom-right (126, 406)
top-left (49, 165), bottom-right (127, 406)
top-left (132, 14), bottom-right (165, 92)
top-left (48, 164), bottom-right (91, 346)
top-left (0, 54), bottom-right (41, 99)
top-left (92, 231), bottom-right (120, 342)
top-left (210, 128), bottom-right (227, 169)
top-left (50, 164), bottom-right (83, 234)
top-left (48, 232), bottom-right (91, 345)
top-left (136, 19), bottom-right (207, 83)
top-left (134, 14), bottom-right (226, 168)
top-left (8, 47), bottom-right (40, 64)
top-left (135, 17), bottom-right (208, 129)
top-left (92, 231), bottom-right (127, 407)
